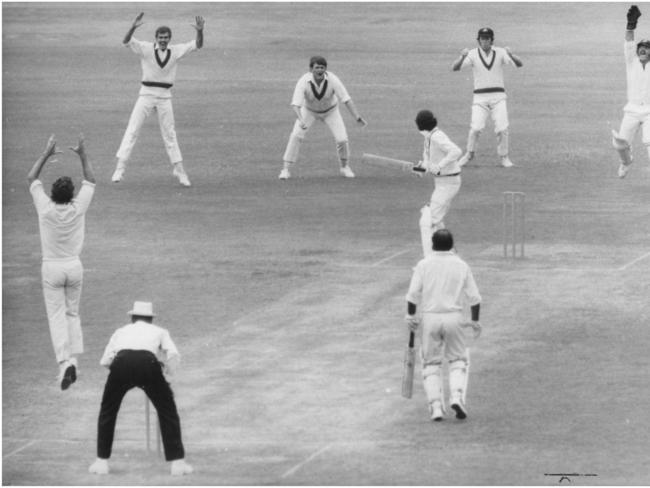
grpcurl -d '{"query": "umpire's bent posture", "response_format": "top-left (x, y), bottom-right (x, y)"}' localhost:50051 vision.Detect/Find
top-left (89, 301), bottom-right (193, 476)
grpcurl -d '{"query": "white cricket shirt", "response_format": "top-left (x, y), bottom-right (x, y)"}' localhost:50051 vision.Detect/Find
top-left (291, 71), bottom-right (351, 113)
top-left (624, 41), bottom-right (650, 106)
top-left (461, 46), bottom-right (515, 92)
top-left (422, 128), bottom-right (462, 175)
top-left (100, 320), bottom-right (180, 367)
top-left (127, 38), bottom-right (198, 98)
top-left (30, 180), bottom-right (95, 261)
top-left (406, 251), bottom-right (482, 313)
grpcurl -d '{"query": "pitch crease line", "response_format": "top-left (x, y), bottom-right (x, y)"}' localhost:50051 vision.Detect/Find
top-left (371, 249), bottom-right (411, 267)
top-left (280, 443), bottom-right (332, 479)
top-left (3, 440), bottom-right (37, 459)
top-left (618, 251), bottom-right (650, 271)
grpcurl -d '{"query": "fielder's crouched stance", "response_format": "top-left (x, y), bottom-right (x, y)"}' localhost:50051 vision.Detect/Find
top-left (414, 110), bottom-right (463, 259)
top-left (89, 302), bottom-right (192, 476)
top-left (405, 230), bottom-right (482, 421)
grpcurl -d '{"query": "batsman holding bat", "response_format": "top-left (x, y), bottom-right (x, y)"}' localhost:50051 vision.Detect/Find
top-left (405, 229), bottom-right (482, 422)
top-left (414, 110), bottom-right (463, 259)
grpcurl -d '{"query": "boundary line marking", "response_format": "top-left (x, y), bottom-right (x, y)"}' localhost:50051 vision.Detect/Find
top-left (618, 251), bottom-right (650, 271)
top-left (281, 443), bottom-right (332, 479)
top-left (3, 440), bottom-right (37, 459)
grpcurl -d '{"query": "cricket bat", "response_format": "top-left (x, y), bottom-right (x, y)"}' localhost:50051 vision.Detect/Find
top-left (361, 153), bottom-right (425, 174)
top-left (401, 330), bottom-right (416, 398)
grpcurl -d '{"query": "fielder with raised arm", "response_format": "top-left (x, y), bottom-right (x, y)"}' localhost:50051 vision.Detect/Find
top-left (413, 110), bottom-right (463, 259)
top-left (613, 5), bottom-right (650, 178)
top-left (405, 229), bottom-right (482, 422)
top-left (452, 27), bottom-right (523, 168)
top-left (279, 56), bottom-right (367, 180)
top-left (112, 12), bottom-right (204, 187)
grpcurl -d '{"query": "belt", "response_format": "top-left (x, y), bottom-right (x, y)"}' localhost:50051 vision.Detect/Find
top-left (434, 172), bottom-right (461, 178)
top-left (473, 87), bottom-right (505, 94)
top-left (142, 81), bottom-right (173, 89)
top-left (307, 105), bottom-right (336, 114)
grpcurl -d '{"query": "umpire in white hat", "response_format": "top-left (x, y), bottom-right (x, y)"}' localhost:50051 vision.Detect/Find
top-left (89, 301), bottom-right (192, 476)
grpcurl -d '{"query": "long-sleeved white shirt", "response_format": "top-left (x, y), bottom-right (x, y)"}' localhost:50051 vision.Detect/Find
top-left (624, 40), bottom-right (650, 107)
top-left (406, 251), bottom-right (481, 313)
top-left (30, 180), bottom-right (95, 261)
top-left (421, 128), bottom-right (462, 175)
top-left (290, 71), bottom-right (351, 113)
top-left (100, 320), bottom-right (180, 368)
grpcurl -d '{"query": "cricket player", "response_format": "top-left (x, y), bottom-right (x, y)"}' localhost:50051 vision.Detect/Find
top-left (413, 110), bottom-right (462, 259)
top-left (279, 56), bottom-right (367, 180)
top-left (613, 5), bottom-right (650, 178)
top-left (89, 301), bottom-right (192, 476)
top-left (405, 229), bottom-right (482, 422)
top-left (112, 12), bottom-right (204, 187)
top-left (28, 134), bottom-right (96, 390)
top-left (452, 27), bottom-right (523, 168)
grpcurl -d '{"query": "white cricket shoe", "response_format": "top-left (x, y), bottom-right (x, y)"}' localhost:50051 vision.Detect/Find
top-left (450, 396), bottom-right (467, 419)
top-left (500, 156), bottom-right (514, 168)
top-left (339, 166), bottom-right (355, 178)
top-left (171, 459), bottom-right (194, 476)
top-left (458, 152), bottom-right (473, 167)
top-left (89, 458), bottom-right (109, 475)
top-left (111, 166), bottom-right (125, 182)
top-left (429, 401), bottom-right (444, 422)
top-left (173, 165), bottom-right (191, 187)
top-left (618, 163), bottom-right (630, 178)
top-left (278, 168), bottom-right (291, 180)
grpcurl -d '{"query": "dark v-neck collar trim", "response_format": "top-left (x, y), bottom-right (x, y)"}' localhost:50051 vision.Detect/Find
top-left (309, 79), bottom-right (328, 100)
top-left (478, 48), bottom-right (495, 70)
top-left (155, 48), bottom-right (171, 68)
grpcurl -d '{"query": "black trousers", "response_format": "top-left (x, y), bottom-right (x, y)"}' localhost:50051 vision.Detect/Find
top-left (96, 350), bottom-right (185, 461)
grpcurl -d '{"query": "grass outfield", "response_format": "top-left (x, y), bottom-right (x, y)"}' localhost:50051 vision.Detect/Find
top-left (3, 2), bottom-right (650, 485)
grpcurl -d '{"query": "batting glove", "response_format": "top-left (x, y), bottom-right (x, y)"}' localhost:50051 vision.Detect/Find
top-left (405, 314), bottom-right (420, 332)
top-left (628, 5), bottom-right (641, 30)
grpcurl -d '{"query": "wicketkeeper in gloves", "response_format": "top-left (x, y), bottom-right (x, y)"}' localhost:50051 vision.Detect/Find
top-left (613, 5), bottom-right (650, 178)
top-left (89, 301), bottom-right (193, 476)
top-left (405, 229), bottom-right (482, 422)
top-left (413, 110), bottom-right (463, 259)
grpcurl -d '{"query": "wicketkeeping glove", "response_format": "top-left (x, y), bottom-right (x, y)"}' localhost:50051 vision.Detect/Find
top-left (628, 5), bottom-right (641, 30)
top-left (405, 314), bottom-right (420, 332)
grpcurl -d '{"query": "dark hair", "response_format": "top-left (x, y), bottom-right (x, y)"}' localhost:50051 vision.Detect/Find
top-left (415, 110), bottom-right (437, 131)
top-left (432, 229), bottom-right (454, 251)
top-left (155, 26), bottom-right (172, 38)
top-left (50, 177), bottom-right (74, 204)
top-left (309, 56), bottom-right (327, 68)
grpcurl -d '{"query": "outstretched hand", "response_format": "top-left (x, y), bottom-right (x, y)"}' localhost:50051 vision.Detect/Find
top-left (133, 12), bottom-right (144, 29)
top-left (192, 15), bottom-right (205, 30)
top-left (68, 134), bottom-right (86, 157)
top-left (43, 134), bottom-right (63, 162)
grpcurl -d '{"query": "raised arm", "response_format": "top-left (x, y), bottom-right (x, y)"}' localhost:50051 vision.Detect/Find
top-left (27, 134), bottom-right (62, 185)
top-left (69, 134), bottom-right (96, 184)
top-left (123, 12), bottom-right (144, 45)
top-left (452, 48), bottom-right (469, 71)
top-left (627, 5), bottom-right (641, 41)
top-left (504, 47), bottom-right (524, 67)
top-left (192, 16), bottom-right (205, 49)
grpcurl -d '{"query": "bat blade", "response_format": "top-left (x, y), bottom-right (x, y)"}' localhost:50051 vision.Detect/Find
top-left (361, 153), bottom-right (423, 173)
top-left (401, 331), bottom-right (416, 398)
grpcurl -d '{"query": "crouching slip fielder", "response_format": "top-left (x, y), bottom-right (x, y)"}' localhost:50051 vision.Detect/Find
top-left (452, 27), bottom-right (523, 168)
top-left (279, 56), bottom-right (367, 180)
top-left (112, 12), bottom-right (204, 187)
top-left (405, 229), bottom-right (482, 422)
top-left (613, 5), bottom-right (650, 178)
top-left (414, 110), bottom-right (462, 259)
top-left (89, 301), bottom-right (192, 476)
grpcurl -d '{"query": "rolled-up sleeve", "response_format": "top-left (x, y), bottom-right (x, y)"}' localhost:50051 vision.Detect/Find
top-left (405, 263), bottom-right (424, 304)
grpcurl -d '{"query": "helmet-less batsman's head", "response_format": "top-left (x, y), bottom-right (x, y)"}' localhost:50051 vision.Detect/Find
top-left (51, 177), bottom-right (74, 204)
top-left (637, 39), bottom-right (650, 57)
top-left (432, 229), bottom-right (454, 251)
top-left (415, 110), bottom-right (437, 131)
top-left (477, 27), bottom-right (494, 40)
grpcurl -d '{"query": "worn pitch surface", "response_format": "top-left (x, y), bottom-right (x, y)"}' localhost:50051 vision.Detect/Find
top-left (3, 2), bottom-right (650, 485)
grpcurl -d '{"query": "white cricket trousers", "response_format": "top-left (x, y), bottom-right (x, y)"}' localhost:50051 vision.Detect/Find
top-left (420, 312), bottom-right (468, 367)
top-left (617, 104), bottom-right (650, 146)
top-left (419, 175), bottom-right (461, 257)
top-left (116, 95), bottom-right (183, 164)
top-left (283, 105), bottom-right (349, 163)
top-left (41, 258), bottom-right (84, 364)
top-left (470, 92), bottom-right (509, 134)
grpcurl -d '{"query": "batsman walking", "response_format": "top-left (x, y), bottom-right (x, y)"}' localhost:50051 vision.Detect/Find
top-left (405, 229), bottom-right (482, 422)
top-left (112, 12), bottom-right (204, 187)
